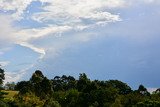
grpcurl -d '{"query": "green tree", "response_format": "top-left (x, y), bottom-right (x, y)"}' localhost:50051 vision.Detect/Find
top-left (30, 70), bottom-right (44, 83)
top-left (77, 73), bottom-right (91, 92)
top-left (0, 67), bottom-right (8, 106)
top-left (13, 93), bottom-right (45, 107)
top-left (39, 77), bottom-right (53, 99)
top-left (106, 80), bottom-right (132, 95)
top-left (15, 81), bottom-right (33, 94)
top-left (137, 100), bottom-right (160, 107)
top-left (0, 67), bottom-right (5, 85)
top-left (138, 84), bottom-right (150, 96)
top-left (44, 98), bottom-right (61, 107)
top-left (4, 82), bottom-right (15, 90)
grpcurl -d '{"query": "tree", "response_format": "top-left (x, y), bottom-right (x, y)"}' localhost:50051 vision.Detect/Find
top-left (15, 81), bottom-right (33, 94)
top-left (39, 77), bottom-right (53, 99)
top-left (4, 82), bottom-right (15, 90)
top-left (0, 67), bottom-right (8, 106)
top-left (30, 70), bottom-right (44, 84)
top-left (0, 67), bottom-right (5, 85)
top-left (106, 80), bottom-right (132, 95)
top-left (138, 84), bottom-right (150, 96)
top-left (77, 73), bottom-right (91, 92)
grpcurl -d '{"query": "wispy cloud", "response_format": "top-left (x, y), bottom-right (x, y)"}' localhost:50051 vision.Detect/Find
top-left (5, 63), bottom-right (34, 84)
top-left (4, 0), bottom-right (124, 59)
top-left (1, 0), bottom-right (160, 86)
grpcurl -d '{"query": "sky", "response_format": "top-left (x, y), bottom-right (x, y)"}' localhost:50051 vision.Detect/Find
top-left (0, 0), bottom-right (160, 89)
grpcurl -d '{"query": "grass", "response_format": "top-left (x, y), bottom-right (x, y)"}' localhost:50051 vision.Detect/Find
top-left (1, 90), bottom-right (19, 99)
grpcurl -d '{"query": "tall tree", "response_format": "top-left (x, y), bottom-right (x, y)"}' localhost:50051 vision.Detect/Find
top-left (77, 73), bottom-right (91, 92)
top-left (0, 67), bottom-right (5, 85)
top-left (138, 84), bottom-right (150, 96)
top-left (0, 67), bottom-right (6, 100)
top-left (30, 70), bottom-right (44, 84)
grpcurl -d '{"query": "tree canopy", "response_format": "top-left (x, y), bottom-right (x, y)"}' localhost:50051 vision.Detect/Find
top-left (0, 67), bottom-right (5, 85)
top-left (1, 70), bottom-right (160, 107)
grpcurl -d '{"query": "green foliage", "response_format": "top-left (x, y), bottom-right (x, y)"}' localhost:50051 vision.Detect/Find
top-left (110, 97), bottom-right (123, 107)
top-left (106, 80), bottom-right (132, 95)
top-left (137, 85), bottom-right (150, 97)
top-left (4, 82), bottom-right (16, 90)
top-left (13, 93), bottom-right (45, 107)
top-left (1, 70), bottom-right (160, 107)
top-left (120, 91), bottom-right (145, 106)
top-left (0, 67), bottom-right (6, 100)
top-left (15, 81), bottom-right (33, 94)
top-left (1, 90), bottom-right (18, 99)
top-left (30, 70), bottom-right (44, 83)
top-left (137, 100), bottom-right (160, 107)
top-left (0, 67), bottom-right (5, 85)
top-left (52, 75), bottom-right (76, 91)
top-left (44, 98), bottom-right (61, 107)
top-left (0, 100), bottom-right (8, 107)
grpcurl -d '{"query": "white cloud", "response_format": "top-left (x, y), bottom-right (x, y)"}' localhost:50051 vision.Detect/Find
top-left (19, 42), bottom-right (45, 59)
top-left (5, 64), bottom-right (34, 83)
top-left (147, 88), bottom-right (157, 93)
top-left (15, 25), bottom-right (72, 42)
top-left (32, 0), bottom-right (124, 27)
top-left (4, 69), bottom-right (27, 84)
top-left (14, 25), bottom-right (72, 58)
top-left (0, 0), bottom-right (33, 20)
top-left (0, 0), bottom-right (125, 50)
top-left (0, 61), bottom-right (10, 67)
top-left (2, 0), bottom-right (159, 83)
top-left (127, 0), bottom-right (160, 6)
top-left (0, 15), bottom-right (17, 53)
top-left (12, 0), bottom-right (124, 59)
top-left (0, 0), bottom-right (125, 21)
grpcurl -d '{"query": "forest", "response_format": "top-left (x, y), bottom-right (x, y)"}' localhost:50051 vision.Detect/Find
top-left (1, 68), bottom-right (160, 107)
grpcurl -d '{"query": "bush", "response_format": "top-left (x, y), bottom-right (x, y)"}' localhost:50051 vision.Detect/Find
top-left (0, 100), bottom-right (8, 107)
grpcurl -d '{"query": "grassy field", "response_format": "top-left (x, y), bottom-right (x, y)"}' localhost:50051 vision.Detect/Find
top-left (2, 90), bottom-right (19, 99)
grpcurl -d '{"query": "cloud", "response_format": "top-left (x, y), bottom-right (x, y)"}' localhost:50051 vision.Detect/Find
top-left (147, 88), bottom-right (157, 93)
top-left (0, 0), bottom-right (127, 84)
top-left (8, 0), bottom-right (124, 58)
top-left (0, 61), bottom-right (10, 67)
top-left (32, 0), bottom-right (124, 27)
top-left (0, 15), bottom-right (17, 53)
top-left (25, 0), bottom-right (160, 88)
top-left (1, 0), bottom-right (160, 85)
top-left (141, 0), bottom-right (160, 4)
top-left (5, 64), bottom-right (34, 84)
top-left (0, 0), bottom-right (33, 20)
top-left (0, 0), bottom-right (125, 22)
top-left (19, 42), bottom-right (45, 59)
top-left (127, 0), bottom-right (160, 6)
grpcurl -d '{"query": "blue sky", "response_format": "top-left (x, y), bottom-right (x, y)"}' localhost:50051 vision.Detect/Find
top-left (0, 0), bottom-right (160, 89)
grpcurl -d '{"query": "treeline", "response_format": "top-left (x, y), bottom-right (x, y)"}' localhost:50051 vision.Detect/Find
top-left (1, 69), bottom-right (160, 107)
